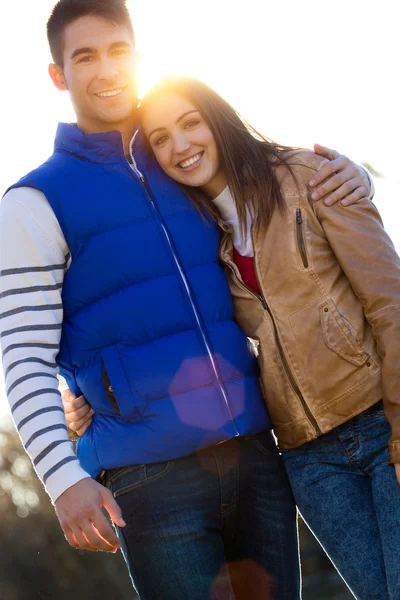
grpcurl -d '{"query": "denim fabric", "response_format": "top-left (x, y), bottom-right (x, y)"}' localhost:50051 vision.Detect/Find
top-left (281, 402), bottom-right (400, 600)
top-left (105, 431), bottom-right (300, 600)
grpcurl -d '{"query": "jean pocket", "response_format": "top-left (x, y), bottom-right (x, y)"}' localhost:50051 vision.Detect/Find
top-left (108, 461), bottom-right (173, 499)
top-left (253, 431), bottom-right (280, 457)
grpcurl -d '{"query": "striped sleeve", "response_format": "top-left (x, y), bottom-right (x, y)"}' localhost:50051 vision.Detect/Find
top-left (0, 187), bottom-right (90, 503)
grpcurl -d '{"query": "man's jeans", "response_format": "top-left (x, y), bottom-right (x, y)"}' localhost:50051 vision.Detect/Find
top-left (281, 401), bottom-right (400, 600)
top-left (104, 431), bottom-right (300, 600)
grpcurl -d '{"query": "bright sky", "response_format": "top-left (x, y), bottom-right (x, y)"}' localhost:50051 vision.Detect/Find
top-left (0, 0), bottom-right (399, 417)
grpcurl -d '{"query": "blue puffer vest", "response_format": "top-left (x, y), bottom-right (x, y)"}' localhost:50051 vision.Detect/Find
top-left (11, 123), bottom-right (271, 477)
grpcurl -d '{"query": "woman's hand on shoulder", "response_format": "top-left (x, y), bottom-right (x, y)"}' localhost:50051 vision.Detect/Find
top-left (62, 389), bottom-right (94, 440)
top-left (308, 143), bottom-right (372, 207)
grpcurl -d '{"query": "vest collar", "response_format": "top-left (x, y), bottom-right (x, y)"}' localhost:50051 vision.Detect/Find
top-left (54, 122), bottom-right (139, 164)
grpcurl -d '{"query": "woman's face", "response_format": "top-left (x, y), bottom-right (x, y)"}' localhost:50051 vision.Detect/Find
top-left (141, 93), bottom-right (227, 198)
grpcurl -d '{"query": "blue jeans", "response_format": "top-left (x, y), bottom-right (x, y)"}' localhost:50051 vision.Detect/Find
top-left (281, 401), bottom-right (400, 600)
top-left (104, 430), bottom-right (300, 600)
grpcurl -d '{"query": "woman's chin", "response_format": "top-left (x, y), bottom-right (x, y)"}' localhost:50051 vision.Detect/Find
top-left (182, 171), bottom-right (212, 189)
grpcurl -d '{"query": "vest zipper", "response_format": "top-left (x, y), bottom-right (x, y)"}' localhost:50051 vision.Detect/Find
top-left (225, 231), bottom-right (321, 437)
top-left (296, 209), bottom-right (309, 268)
top-left (127, 144), bottom-right (240, 437)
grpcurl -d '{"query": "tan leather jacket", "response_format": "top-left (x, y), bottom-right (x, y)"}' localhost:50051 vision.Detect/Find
top-left (219, 151), bottom-right (400, 463)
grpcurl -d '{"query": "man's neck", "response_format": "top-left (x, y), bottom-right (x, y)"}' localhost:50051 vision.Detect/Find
top-left (76, 111), bottom-right (139, 157)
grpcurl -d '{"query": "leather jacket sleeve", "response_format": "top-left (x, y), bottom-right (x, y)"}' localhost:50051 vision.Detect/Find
top-left (314, 196), bottom-right (400, 463)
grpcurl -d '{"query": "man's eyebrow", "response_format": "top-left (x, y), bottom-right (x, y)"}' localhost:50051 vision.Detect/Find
top-left (71, 47), bottom-right (96, 60)
top-left (148, 111), bottom-right (199, 140)
top-left (109, 41), bottom-right (132, 51)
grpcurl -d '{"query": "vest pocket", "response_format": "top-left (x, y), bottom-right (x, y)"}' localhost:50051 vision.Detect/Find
top-left (101, 362), bottom-right (120, 415)
top-left (101, 346), bottom-right (148, 422)
top-left (320, 299), bottom-right (369, 366)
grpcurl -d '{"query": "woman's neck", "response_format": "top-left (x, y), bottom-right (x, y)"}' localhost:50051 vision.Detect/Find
top-left (200, 172), bottom-right (228, 200)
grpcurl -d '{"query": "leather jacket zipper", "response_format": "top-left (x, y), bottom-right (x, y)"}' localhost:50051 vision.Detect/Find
top-left (296, 209), bottom-right (309, 269)
top-left (224, 232), bottom-right (321, 437)
top-left (126, 141), bottom-right (240, 437)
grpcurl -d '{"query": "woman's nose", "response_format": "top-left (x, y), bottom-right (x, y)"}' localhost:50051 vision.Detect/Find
top-left (173, 133), bottom-right (191, 153)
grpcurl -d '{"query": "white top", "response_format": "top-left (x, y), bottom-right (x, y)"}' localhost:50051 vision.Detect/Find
top-left (213, 186), bottom-right (255, 257)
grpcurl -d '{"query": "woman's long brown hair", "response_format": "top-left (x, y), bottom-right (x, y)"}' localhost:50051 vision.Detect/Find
top-left (140, 76), bottom-right (297, 234)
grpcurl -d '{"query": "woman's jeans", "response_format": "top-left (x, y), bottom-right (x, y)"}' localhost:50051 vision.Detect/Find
top-left (281, 401), bottom-right (400, 600)
top-left (104, 430), bottom-right (300, 600)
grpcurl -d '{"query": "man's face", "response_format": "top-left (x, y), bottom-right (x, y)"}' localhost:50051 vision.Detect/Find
top-left (59, 15), bottom-right (139, 134)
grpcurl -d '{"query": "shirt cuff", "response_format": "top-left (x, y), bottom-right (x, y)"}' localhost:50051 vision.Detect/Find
top-left (362, 165), bottom-right (375, 199)
top-left (46, 461), bottom-right (92, 504)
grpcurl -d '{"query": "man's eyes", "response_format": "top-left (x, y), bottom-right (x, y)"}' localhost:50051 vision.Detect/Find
top-left (113, 48), bottom-right (131, 57)
top-left (76, 49), bottom-right (131, 64)
top-left (76, 55), bottom-right (94, 64)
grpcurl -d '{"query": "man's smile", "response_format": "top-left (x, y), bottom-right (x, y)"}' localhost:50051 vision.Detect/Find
top-left (94, 87), bottom-right (126, 98)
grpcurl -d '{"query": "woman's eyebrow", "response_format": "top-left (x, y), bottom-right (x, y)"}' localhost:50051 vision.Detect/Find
top-left (176, 110), bottom-right (199, 123)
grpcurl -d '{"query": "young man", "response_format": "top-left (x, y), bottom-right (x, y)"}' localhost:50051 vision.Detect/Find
top-left (0, 1), bottom-right (373, 597)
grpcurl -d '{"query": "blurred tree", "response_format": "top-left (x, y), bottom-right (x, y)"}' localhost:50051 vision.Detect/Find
top-left (0, 417), bottom-right (135, 600)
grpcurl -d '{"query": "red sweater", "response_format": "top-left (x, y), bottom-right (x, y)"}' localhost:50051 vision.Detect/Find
top-left (232, 247), bottom-right (261, 295)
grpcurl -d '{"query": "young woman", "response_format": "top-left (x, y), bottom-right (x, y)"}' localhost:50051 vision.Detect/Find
top-left (65, 77), bottom-right (400, 599)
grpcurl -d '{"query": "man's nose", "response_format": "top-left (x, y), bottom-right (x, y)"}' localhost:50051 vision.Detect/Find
top-left (97, 56), bottom-right (119, 80)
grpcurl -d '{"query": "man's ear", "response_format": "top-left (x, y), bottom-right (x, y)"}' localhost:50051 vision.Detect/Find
top-left (48, 63), bottom-right (68, 91)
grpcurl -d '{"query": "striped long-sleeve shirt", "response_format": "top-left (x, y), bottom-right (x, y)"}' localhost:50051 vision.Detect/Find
top-left (0, 187), bottom-right (89, 502)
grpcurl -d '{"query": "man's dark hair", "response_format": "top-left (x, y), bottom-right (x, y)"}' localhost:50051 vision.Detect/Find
top-left (47, 0), bottom-right (135, 67)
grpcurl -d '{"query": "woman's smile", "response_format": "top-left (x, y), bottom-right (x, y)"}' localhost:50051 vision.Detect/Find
top-left (177, 152), bottom-right (204, 170)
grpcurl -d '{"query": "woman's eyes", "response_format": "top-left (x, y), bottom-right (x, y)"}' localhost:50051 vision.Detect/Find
top-left (184, 119), bottom-right (200, 129)
top-left (154, 135), bottom-right (168, 146)
top-left (152, 119), bottom-right (201, 146)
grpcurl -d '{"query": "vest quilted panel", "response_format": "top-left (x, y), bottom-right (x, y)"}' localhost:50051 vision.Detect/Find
top-left (10, 123), bottom-right (271, 477)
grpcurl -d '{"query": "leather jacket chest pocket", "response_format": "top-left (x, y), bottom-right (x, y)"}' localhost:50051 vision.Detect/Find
top-left (320, 299), bottom-right (369, 366)
top-left (296, 208), bottom-right (309, 269)
top-left (101, 345), bottom-right (149, 422)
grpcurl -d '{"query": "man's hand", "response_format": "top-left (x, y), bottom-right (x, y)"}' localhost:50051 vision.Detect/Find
top-left (55, 478), bottom-right (126, 553)
top-left (395, 464), bottom-right (400, 485)
top-left (63, 389), bottom-right (94, 439)
top-left (310, 144), bottom-right (371, 207)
